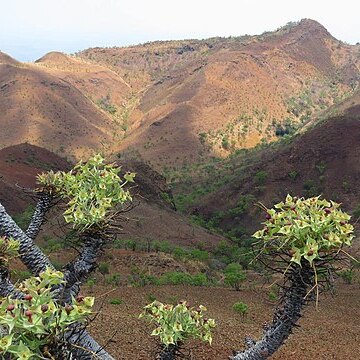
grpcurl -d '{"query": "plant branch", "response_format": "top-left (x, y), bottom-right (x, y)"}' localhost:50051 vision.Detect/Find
top-left (25, 192), bottom-right (53, 240)
top-left (231, 261), bottom-right (314, 360)
top-left (61, 236), bottom-right (105, 303)
top-left (0, 202), bottom-right (54, 275)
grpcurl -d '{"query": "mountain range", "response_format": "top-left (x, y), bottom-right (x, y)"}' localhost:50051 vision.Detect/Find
top-left (0, 19), bottom-right (359, 249)
top-left (1, 19), bottom-right (359, 168)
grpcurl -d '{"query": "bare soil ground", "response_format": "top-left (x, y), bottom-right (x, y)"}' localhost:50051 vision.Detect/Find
top-left (85, 282), bottom-right (360, 360)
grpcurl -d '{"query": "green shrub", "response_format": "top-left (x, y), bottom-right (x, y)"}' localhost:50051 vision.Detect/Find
top-left (41, 236), bottom-right (64, 253)
top-left (199, 132), bottom-right (207, 145)
top-left (338, 269), bottom-right (354, 284)
top-left (98, 262), bottom-right (110, 275)
top-left (128, 267), bottom-right (158, 287)
top-left (173, 247), bottom-right (188, 261)
top-left (86, 278), bottom-right (97, 291)
top-left (12, 205), bottom-right (35, 231)
top-left (268, 289), bottom-right (278, 302)
top-left (105, 273), bottom-right (121, 286)
top-left (158, 272), bottom-right (192, 285)
top-left (213, 240), bottom-right (241, 264)
top-left (124, 239), bottom-right (137, 251)
top-left (222, 137), bottom-right (230, 150)
top-left (109, 298), bottom-right (123, 305)
top-left (228, 194), bottom-right (255, 217)
top-left (190, 249), bottom-right (209, 262)
top-left (10, 269), bottom-right (32, 282)
top-left (190, 273), bottom-right (208, 286)
top-left (303, 180), bottom-right (320, 197)
top-left (224, 263), bottom-right (247, 291)
top-left (153, 240), bottom-right (173, 253)
top-left (232, 302), bottom-right (248, 317)
top-left (254, 171), bottom-right (267, 186)
top-left (288, 170), bottom-right (299, 180)
top-left (113, 238), bottom-right (124, 248)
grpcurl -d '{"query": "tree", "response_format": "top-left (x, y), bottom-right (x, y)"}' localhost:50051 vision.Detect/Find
top-left (230, 195), bottom-right (354, 359)
top-left (224, 263), bottom-right (247, 291)
top-left (0, 154), bottom-right (135, 359)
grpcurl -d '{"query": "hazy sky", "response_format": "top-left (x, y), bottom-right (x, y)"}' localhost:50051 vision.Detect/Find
top-left (1, 0), bottom-right (359, 62)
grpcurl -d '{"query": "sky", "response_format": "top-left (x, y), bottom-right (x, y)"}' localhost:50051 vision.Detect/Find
top-left (1, 0), bottom-right (359, 62)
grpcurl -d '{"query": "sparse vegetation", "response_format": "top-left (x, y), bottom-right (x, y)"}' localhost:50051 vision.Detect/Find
top-left (97, 94), bottom-right (117, 115)
top-left (338, 268), bottom-right (354, 284)
top-left (1, 18), bottom-right (360, 359)
top-left (232, 302), bottom-right (248, 318)
top-left (140, 301), bottom-right (215, 359)
top-left (109, 298), bottom-right (123, 305)
top-left (0, 155), bottom-right (134, 359)
top-left (224, 263), bottom-right (247, 291)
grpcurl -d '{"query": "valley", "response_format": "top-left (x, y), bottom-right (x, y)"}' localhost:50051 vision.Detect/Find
top-left (0, 18), bottom-right (359, 360)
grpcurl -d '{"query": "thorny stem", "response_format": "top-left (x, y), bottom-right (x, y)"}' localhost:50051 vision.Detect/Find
top-left (0, 200), bottom-right (115, 360)
top-left (231, 260), bottom-right (314, 360)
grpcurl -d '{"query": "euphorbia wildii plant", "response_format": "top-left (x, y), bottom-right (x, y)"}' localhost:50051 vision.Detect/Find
top-left (140, 300), bottom-right (216, 359)
top-left (253, 195), bottom-right (354, 266)
top-left (0, 256), bottom-right (94, 359)
top-left (37, 154), bottom-right (135, 232)
top-left (0, 155), bottom-right (134, 359)
top-left (231, 195), bottom-right (355, 360)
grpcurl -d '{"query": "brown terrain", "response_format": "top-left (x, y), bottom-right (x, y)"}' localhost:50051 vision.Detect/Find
top-left (184, 104), bottom-right (360, 257)
top-left (0, 51), bottom-right (131, 159)
top-left (87, 281), bottom-right (360, 360)
top-left (78, 19), bottom-right (360, 167)
top-left (0, 19), bottom-right (360, 360)
top-left (0, 19), bottom-right (359, 168)
top-left (0, 143), bottom-right (223, 247)
top-left (0, 143), bottom-right (70, 214)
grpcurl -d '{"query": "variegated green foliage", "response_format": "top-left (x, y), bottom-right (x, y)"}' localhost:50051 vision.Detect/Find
top-left (253, 195), bottom-right (354, 265)
top-left (0, 268), bottom-right (94, 359)
top-left (0, 237), bottom-right (20, 264)
top-left (140, 301), bottom-right (216, 347)
top-left (37, 154), bottom-right (135, 231)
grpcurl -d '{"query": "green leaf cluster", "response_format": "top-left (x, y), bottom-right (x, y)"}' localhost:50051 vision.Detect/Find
top-left (253, 195), bottom-right (354, 265)
top-left (37, 154), bottom-right (135, 231)
top-left (0, 237), bottom-right (20, 264)
top-left (0, 268), bottom-right (94, 359)
top-left (139, 301), bottom-right (216, 347)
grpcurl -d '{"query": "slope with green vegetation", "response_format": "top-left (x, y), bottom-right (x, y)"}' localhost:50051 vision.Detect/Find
top-left (169, 105), bottom-right (360, 257)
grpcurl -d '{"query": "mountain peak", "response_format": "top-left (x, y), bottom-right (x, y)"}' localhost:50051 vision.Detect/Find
top-left (0, 51), bottom-right (20, 66)
top-left (288, 18), bottom-right (332, 38)
top-left (35, 51), bottom-right (72, 64)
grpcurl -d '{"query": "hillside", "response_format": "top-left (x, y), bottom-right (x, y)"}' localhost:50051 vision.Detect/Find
top-left (0, 50), bottom-right (21, 66)
top-left (171, 104), bottom-right (360, 255)
top-left (0, 61), bottom-right (119, 158)
top-left (78, 19), bottom-right (360, 168)
top-left (0, 50), bottom-right (137, 159)
top-left (34, 51), bottom-right (138, 134)
top-left (0, 20), bottom-right (358, 167)
top-left (0, 144), bottom-right (223, 248)
top-left (0, 143), bottom-right (70, 214)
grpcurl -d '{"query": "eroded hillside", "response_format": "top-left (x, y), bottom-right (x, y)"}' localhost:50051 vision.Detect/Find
top-left (171, 105), bottom-right (360, 257)
top-left (78, 19), bottom-right (360, 167)
top-left (0, 19), bottom-right (359, 168)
